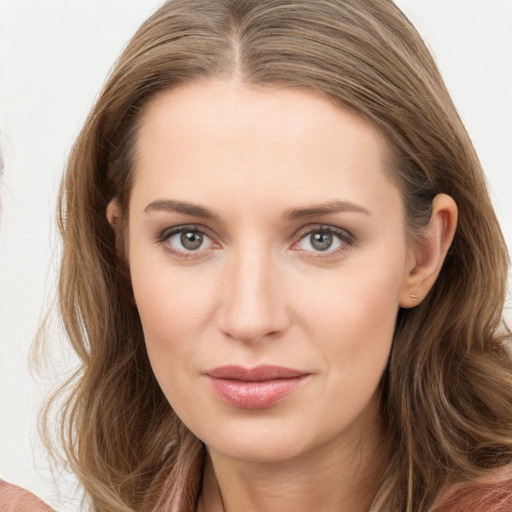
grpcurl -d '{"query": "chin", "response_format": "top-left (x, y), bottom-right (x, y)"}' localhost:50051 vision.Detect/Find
top-left (198, 412), bottom-right (357, 468)
top-left (195, 415), bottom-right (313, 463)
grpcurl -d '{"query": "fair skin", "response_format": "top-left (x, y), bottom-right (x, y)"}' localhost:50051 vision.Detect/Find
top-left (108, 79), bottom-right (457, 512)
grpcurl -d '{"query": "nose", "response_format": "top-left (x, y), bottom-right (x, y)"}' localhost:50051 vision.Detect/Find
top-left (217, 245), bottom-right (290, 344)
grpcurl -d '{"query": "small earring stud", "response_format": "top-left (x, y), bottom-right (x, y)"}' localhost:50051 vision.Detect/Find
top-left (409, 292), bottom-right (419, 299)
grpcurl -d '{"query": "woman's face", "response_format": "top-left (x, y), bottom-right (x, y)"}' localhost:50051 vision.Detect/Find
top-left (125, 80), bottom-right (415, 463)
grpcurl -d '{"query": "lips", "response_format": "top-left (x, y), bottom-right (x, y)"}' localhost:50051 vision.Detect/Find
top-left (205, 365), bottom-right (309, 409)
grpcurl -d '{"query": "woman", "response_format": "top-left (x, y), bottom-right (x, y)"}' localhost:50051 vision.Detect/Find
top-left (26, 0), bottom-right (512, 510)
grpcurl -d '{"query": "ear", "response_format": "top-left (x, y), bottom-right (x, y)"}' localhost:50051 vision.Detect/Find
top-left (106, 197), bottom-right (127, 263)
top-left (400, 193), bottom-right (458, 308)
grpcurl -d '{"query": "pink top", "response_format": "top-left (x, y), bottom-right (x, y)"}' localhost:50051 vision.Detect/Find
top-left (433, 474), bottom-right (512, 512)
top-left (0, 480), bottom-right (54, 512)
top-left (2, 475), bottom-right (512, 511)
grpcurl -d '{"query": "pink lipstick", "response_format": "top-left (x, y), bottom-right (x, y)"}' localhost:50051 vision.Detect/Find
top-left (205, 365), bottom-right (309, 409)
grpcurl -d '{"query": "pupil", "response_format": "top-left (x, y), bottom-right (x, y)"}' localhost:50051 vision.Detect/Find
top-left (181, 231), bottom-right (203, 250)
top-left (311, 231), bottom-right (332, 251)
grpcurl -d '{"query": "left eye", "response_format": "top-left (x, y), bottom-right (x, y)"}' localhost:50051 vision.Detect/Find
top-left (296, 228), bottom-right (345, 252)
top-left (166, 228), bottom-right (214, 252)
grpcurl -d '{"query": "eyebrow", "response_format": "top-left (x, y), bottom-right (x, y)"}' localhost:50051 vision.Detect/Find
top-left (144, 199), bottom-right (219, 220)
top-left (143, 199), bottom-right (371, 220)
top-left (283, 200), bottom-right (372, 220)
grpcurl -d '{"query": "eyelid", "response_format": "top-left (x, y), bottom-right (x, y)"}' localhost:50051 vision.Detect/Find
top-left (157, 223), bottom-right (213, 241)
top-left (155, 224), bottom-right (220, 257)
top-left (290, 223), bottom-right (356, 257)
top-left (155, 222), bottom-right (355, 260)
top-left (293, 223), bottom-right (354, 243)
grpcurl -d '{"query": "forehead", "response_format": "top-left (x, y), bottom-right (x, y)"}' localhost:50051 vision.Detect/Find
top-left (130, 79), bottom-right (401, 220)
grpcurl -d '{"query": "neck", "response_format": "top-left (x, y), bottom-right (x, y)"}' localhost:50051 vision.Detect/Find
top-left (197, 398), bottom-right (389, 512)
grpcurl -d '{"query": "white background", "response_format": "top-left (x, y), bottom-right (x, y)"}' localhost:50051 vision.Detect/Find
top-left (1, 1), bottom-right (511, 510)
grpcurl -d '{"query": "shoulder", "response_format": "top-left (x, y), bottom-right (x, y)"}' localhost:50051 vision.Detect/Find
top-left (0, 480), bottom-right (54, 512)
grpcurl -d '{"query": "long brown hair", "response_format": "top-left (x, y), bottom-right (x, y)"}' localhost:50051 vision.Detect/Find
top-left (41, 1), bottom-right (512, 510)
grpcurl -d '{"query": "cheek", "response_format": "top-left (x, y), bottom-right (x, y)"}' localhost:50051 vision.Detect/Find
top-left (297, 254), bottom-right (403, 343)
top-left (281, 261), bottom-right (403, 446)
top-left (298, 257), bottom-right (404, 392)
top-left (132, 264), bottom-right (217, 343)
top-left (129, 252), bottom-right (220, 400)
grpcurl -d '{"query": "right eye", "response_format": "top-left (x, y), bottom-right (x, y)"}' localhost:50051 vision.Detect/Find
top-left (157, 225), bottom-right (216, 257)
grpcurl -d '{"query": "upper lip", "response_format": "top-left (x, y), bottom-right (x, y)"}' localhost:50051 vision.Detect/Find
top-left (205, 365), bottom-right (308, 381)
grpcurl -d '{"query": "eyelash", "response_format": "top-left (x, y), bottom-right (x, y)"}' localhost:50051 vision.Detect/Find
top-left (154, 224), bottom-right (214, 260)
top-left (155, 224), bottom-right (355, 260)
top-left (293, 224), bottom-right (355, 259)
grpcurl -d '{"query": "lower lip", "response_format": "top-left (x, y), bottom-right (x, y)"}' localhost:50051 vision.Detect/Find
top-left (208, 376), bottom-right (307, 409)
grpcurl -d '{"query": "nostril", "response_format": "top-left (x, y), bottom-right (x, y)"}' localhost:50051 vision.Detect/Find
top-left (217, 295), bottom-right (289, 344)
